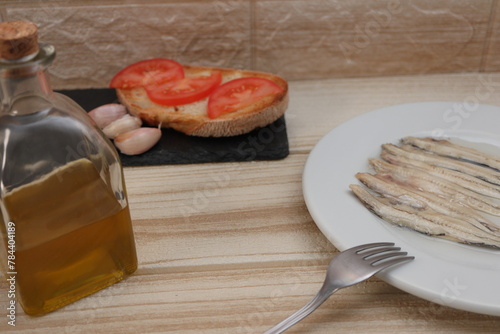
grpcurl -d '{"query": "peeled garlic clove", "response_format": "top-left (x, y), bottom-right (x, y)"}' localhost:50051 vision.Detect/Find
top-left (114, 127), bottom-right (162, 155)
top-left (102, 114), bottom-right (142, 139)
top-left (88, 103), bottom-right (127, 129)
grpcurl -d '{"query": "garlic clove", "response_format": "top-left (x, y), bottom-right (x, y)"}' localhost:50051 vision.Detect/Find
top-left (102, 114), bottom-right (142, 139)
top-left (114, 127), bottom-right (162, 155)
top-left (88, 103), bottom-right (127, 129)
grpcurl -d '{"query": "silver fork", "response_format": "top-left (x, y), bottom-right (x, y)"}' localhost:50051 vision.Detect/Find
top-left (263, 242), bottom-right (414, 334)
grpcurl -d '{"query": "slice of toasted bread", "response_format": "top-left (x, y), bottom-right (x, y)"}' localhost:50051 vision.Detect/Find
top-left (115, 65), bottom-right (288, 137)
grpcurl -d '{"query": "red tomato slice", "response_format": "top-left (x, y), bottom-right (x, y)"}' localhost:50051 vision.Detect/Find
top-left (207, 77), bottom-right (283, 119)
top-left (145, 72), bottom-right (222, 106)
top-left (109, 58), bottom-right (184, 89)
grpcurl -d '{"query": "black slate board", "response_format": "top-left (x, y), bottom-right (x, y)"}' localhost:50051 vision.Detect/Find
top-left (57, 89), bottom-right (289, 166)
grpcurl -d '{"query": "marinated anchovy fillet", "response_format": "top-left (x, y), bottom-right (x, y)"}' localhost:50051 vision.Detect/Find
top-left (386, 143), bottom-right (500, 186)
top-left (355, 172), bottom-right (499, 233)
top-left (381, 146), bottom-right (500, 199)
top-left (369, 158), bottom-right (500, 216)
top-left (350, 184), bottom-right (500, 249)
top-left (401, 136), bottom-right (500, 171)
top-left (351, 137), bottom-right (500, 250)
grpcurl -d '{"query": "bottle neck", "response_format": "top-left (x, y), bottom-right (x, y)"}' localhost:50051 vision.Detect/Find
top-left (0, 43), bottom-right (55, 115)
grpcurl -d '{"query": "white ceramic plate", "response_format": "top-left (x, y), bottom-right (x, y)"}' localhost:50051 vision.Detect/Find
top-left (302, 101), bottom-right (500, 316)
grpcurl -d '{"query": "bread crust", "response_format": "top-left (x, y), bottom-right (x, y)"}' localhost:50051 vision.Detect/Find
top-left (116, 65), bottom-right (288, 137)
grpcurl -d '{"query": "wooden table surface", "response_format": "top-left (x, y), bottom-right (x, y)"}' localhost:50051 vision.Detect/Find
top-left (2, 73), bottom-right (500, 333)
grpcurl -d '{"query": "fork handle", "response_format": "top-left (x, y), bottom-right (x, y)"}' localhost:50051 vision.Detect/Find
top-left (263, 284), bottom-right (339, 334)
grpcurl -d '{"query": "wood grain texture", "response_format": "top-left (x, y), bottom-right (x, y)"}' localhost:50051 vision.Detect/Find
top-left (286, 71), bottom-right (500, 152)
top-left (2, 73), bottom-right (500, 332)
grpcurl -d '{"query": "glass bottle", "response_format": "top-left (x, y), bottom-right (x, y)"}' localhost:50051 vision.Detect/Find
top-left (0, 20), bottom-right (138, 316)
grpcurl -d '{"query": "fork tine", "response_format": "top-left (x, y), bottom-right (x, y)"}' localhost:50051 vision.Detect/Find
top-left (347, 242), bottom-right (394, 253)
top-left (372, 255), bottom-right (415, 269)
top-left (367, 251), bottom-right (408, 264)
top-left (358, 246), bottom-right (400, 258)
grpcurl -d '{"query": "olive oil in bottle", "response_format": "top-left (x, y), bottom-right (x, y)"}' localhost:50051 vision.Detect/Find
top-left (0, 20), bottom-right (138, 316)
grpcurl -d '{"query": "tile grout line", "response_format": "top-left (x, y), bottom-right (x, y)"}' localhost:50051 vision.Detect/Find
top-left (250, 0), bottom-right (257, 70)
top-left (479, 0), bottom-right (498, 72)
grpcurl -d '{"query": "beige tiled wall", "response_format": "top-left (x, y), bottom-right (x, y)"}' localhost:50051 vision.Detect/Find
top-left (3, 0), bottom-right (500, 89)
top-left (484, 1), bottom-right (500, 72)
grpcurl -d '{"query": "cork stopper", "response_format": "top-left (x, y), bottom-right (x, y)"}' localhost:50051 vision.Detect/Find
top-left (0, 20), bottom-right (39, 60)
